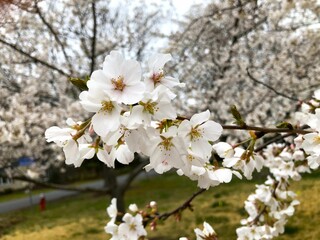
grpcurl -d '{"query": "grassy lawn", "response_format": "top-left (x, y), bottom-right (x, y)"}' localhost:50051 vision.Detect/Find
top-left (0, 171), bottom-right (319, 240)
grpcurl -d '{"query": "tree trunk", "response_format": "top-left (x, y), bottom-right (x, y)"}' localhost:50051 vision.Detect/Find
top-left (102, 166), bottom-right (125, 219)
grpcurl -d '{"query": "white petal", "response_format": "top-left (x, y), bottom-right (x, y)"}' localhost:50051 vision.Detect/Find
top-left (214, 168), bottom-right (233, 183)
top-left (63, 140), bottom-right (80, 166)
top-left (190, 110), bottom-right (210, 126)
top-left (92, 109), bottom-right (120, 137)
top-left (148, 53), bottom-right (172, 71)
top-left (200, 121), bottom-right (223, 141)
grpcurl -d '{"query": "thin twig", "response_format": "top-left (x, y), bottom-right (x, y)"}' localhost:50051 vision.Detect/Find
top-left (246, 68), bottom-right (301, 102)
top-left (254, 133), bottom-right (295, 152)
top-left (222, 124), bottom-right (310, 135)
top-left (0, 38), bottom-right (70, 77)
top-left (143, 188), bottom-right (206, 226)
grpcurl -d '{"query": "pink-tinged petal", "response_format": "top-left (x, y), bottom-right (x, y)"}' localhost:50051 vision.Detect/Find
top-left (148, 53), bottom-right (172, 71)
top-left (190, 110), bottom-right (210, 126)
top-left (200, 120), bottom-right (223, 141)
top-left (149, 147), bottom-right (173, 173)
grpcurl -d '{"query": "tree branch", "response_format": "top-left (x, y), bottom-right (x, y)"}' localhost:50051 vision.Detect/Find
top-left (34, 3), bottom-right (73, 74)
top-left (0, 38), bottom-right (70, 77)
top-left (222, 124), bottom-right (310, 134)
top-left (143, 188), bottom-right (206, 226)
top-left (246, 67), bottom-right (301, 102)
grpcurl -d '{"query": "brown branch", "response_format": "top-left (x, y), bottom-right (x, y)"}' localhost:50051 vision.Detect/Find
top-left (143, 188), bottom-right (206, 226)
top-left (12, 176), bottom-right (111, 194)
top-left (159, 188), bottom-right (206, 220)
top-left (221, 124), bottom-right (310, 135)
top-left (254, 133), bottom-right (295, 152)
top-left (0, 38), bottom-right (70, 77)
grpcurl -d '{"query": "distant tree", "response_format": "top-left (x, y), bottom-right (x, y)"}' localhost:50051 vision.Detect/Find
top-left (170, 0), bottom-right (320, 126)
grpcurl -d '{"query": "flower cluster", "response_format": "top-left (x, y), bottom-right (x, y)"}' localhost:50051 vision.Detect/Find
top-left (45, 51), bottom-right (320, 240)
top-left (263, 143), bottom-right (310, 181)
top-left (213, 142), bottom-right (264, 180)
top-left (45, 51), bottom-right (243, 189)
top-left (105, 198), bottom-right (218, 240)
top-left (237, 177), bottom-right (299, 240)
top-left (105, 198), bottom-right (147, 240)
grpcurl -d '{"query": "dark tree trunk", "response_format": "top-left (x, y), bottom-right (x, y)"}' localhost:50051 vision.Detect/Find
top-left (102, 165), bottom-right (125, 219)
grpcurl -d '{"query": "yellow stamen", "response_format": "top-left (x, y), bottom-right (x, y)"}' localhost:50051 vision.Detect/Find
top-left (140, 101), bottom-right (157, 115)
top-left (160, 136), bottom-right (173, 151)
top-left (101, 101), bottom-right (114, 113)
top-left (189, 127), bottom-right (202, 140)
top-left (111, 76), bottom-right (125, 91)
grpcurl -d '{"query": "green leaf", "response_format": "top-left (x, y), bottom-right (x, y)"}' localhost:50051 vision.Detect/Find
top-left (68, 77), bottom-right (89, 91)
top-left (276, 122), bottom-right (293, 129)
top-left (230, 105), bottom-right (246, 127)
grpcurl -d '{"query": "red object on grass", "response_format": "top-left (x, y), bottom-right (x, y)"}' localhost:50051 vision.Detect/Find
top-left (39, 194), bottom-right (46, 211)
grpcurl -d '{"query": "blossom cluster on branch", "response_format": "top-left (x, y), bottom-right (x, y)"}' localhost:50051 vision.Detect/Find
top-left (45, 51), bottom-right (320, 239)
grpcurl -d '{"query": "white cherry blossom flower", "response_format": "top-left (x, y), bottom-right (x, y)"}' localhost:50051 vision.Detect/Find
top-left (145, 126), bottom-right (187, 174)
top-left (95, 51), bottom-right (145, 104)
top-left (117, 213), bottom-right (147, 240)
top-left (128, 86), bottom-right (177, 126)
top-left (79, 85), bottom-right (122, 138)
top-left (178, 110), bottom-right (223, 159)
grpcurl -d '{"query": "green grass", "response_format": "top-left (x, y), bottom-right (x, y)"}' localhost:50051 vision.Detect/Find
top-left (0, 171), bottom-right (319, 240)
